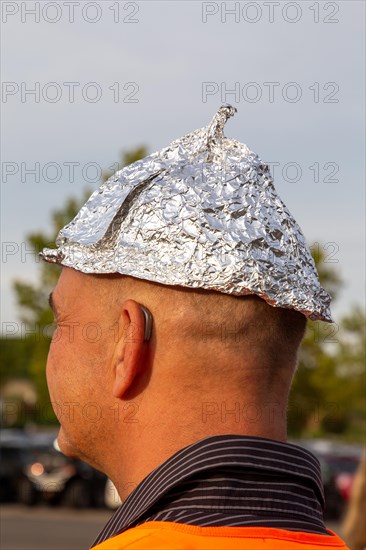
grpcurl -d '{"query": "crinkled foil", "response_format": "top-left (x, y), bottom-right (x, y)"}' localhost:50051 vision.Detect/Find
top-left (41, 105), bottom-right (332, 322)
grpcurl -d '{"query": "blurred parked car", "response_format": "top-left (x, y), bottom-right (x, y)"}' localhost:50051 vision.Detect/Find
top-left (0, 429), bottom-right (107, 508)
top-left (295, 439), bottom-right (363, 520)
top-left (0, 429), bottom-right (34, 502)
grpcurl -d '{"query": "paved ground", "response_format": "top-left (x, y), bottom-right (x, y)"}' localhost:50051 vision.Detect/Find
top-left (1, 505), bottom-right (112, 550)
top-left (1, 504), bottom-right (343, 550)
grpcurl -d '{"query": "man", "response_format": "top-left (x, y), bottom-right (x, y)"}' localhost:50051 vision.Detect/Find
top-left (42, 106), bottom-right (348, 548)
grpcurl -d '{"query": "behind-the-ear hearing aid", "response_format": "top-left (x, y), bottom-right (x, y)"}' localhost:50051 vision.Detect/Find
top-left (140, 305), bottom-right (153, 342)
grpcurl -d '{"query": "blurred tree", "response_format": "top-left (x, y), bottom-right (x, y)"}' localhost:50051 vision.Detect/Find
top-left (288, 248), bottom-right (365, 440)
top-left (7, 147), bottom-right (148, 424)
top-left (329, 307), bottom-right (366, 440)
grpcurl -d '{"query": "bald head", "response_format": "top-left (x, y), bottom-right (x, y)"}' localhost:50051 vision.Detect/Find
top-left (91, 272), bottom-right (306, 393)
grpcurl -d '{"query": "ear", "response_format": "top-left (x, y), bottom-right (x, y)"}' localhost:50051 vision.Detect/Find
top-left (112, 300), bottom-right (147, 399)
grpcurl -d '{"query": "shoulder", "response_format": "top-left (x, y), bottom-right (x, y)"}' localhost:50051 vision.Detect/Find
top-left (91, 522), bottom-right (349, 550)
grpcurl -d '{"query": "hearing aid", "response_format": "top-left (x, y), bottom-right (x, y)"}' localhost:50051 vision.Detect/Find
top-left (140, 305), bottom-right (153, 342)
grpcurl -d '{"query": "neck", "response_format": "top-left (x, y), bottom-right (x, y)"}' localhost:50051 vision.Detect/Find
top-left (108, 391), bottom-right (288, 502)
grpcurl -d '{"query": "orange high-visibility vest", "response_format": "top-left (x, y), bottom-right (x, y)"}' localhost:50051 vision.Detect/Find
top-left (92, 521), bottom-right (349, 549)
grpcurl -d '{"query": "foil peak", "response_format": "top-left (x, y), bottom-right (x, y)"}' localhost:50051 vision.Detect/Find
top-left (207, 104), bottom-right (237, 141)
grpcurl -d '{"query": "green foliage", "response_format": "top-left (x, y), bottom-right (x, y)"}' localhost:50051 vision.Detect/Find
top-left (1, 338), bottom-right (34, 382)
top-left (288, 248), bottom-right (366, 441)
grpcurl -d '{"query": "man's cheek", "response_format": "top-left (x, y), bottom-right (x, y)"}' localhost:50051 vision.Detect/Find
top-left (50, 322), bottom-right (81, 347)
top-left (46, 344), bottom-right (65, 392)
top-left (45, 358), bottom-right (57, 400)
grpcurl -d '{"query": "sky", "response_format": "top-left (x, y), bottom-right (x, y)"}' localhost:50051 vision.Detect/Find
top-left (1, 0), bottom-right (365, 334)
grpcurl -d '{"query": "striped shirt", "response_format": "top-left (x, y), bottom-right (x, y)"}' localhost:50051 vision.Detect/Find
top-left (92, 434), bottom-right (330, 547)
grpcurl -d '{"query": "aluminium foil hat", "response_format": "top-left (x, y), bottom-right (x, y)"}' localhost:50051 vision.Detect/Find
top-left (41, 105), bottom-right (332, 322)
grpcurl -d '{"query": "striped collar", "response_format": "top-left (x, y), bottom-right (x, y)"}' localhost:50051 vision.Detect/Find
top-left (92, 435), bottom-right (328, 546)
